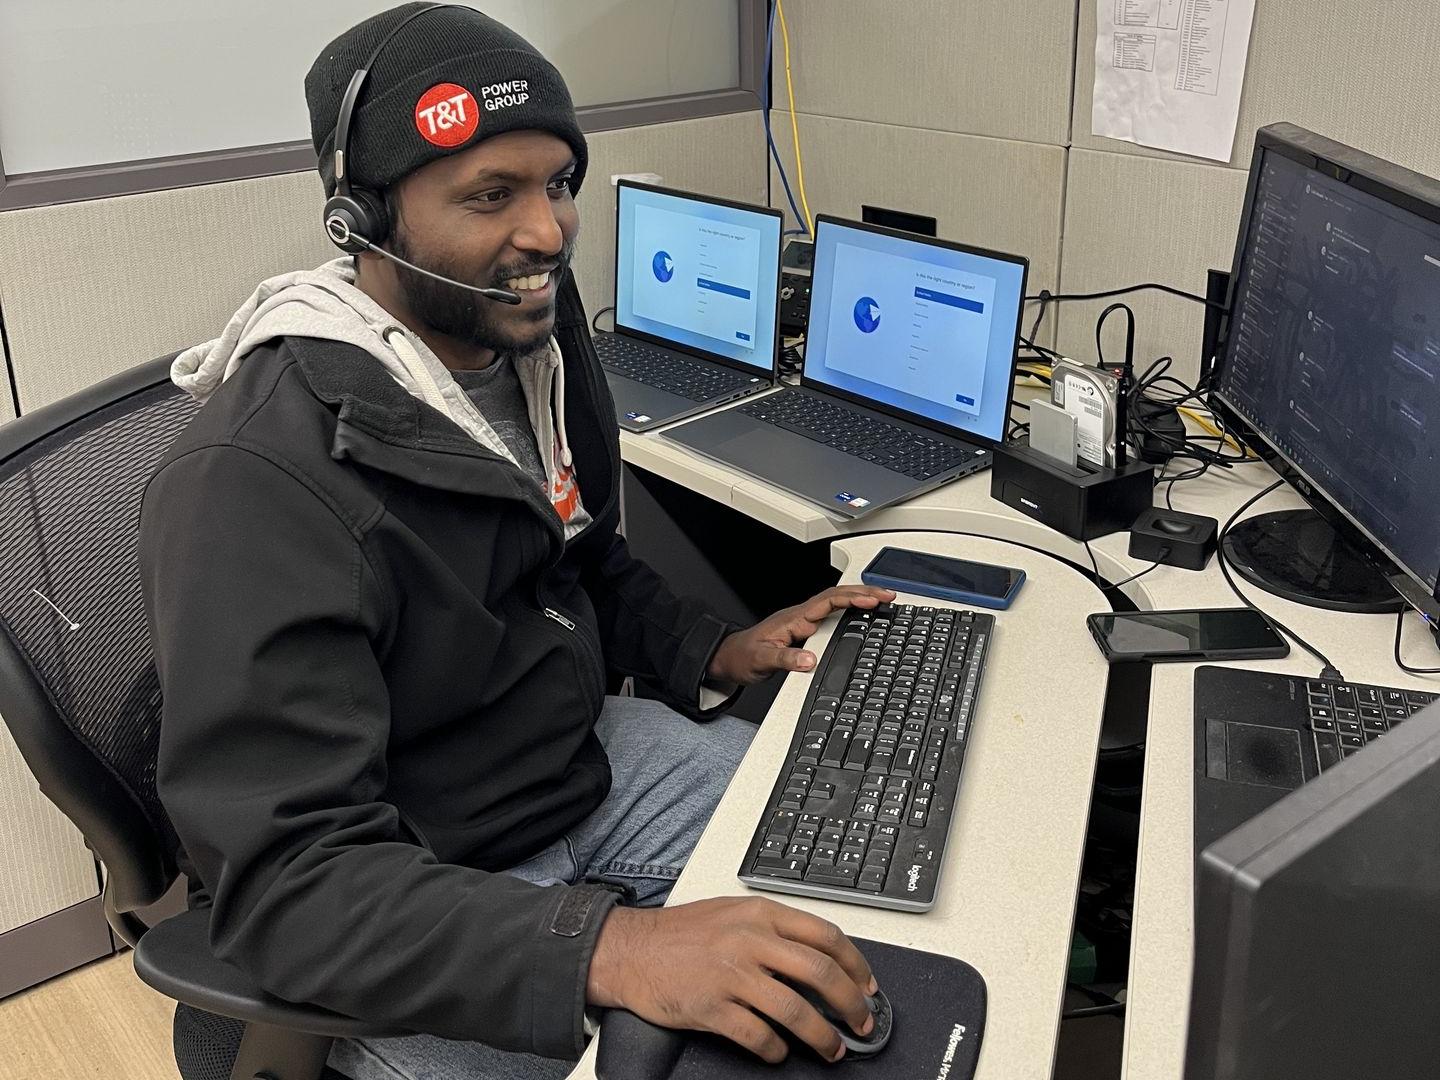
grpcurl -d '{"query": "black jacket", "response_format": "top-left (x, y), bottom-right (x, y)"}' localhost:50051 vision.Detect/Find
top-left (139, 280), bottom-right (733, 1058)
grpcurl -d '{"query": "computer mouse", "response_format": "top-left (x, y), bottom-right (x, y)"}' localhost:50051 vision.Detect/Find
top-left (1154, 516), bottom-right (1194, 535)
top-left (781, 980), bottom-right (894, 1058)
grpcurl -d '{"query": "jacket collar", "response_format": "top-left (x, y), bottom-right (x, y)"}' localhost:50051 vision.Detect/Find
top-left (283, 277), bottom-right (618, 533)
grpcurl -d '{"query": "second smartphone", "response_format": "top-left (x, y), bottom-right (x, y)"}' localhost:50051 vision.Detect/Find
top-left (1087, 607), bottom-right (1290, 663)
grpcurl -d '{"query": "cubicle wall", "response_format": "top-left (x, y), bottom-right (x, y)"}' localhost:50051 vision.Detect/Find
top-left (0, 111), bottom-right (764, 415)
top-left (770, 0), bottom-right (1440, 383)
top-left (765, 0), bottom-right (1076, 339)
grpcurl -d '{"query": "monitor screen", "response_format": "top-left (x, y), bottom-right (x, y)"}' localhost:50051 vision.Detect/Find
top-left (1213, 146), bottom-right (1440, 594)
top-left (614, 183), bottom-right (781, 373)
top-left (802, 218), bottom-right (1026, 444)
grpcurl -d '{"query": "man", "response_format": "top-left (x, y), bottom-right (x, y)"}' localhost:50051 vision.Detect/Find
top-left (140, 5), bottom-right (893, 1077)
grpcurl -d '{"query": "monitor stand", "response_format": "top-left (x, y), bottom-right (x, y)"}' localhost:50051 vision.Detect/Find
top-left (1223, 509), bottom-right (1406, 614)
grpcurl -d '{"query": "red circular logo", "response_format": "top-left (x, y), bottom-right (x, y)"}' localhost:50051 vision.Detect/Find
top-left (414, 82), bottom-right (479, 148)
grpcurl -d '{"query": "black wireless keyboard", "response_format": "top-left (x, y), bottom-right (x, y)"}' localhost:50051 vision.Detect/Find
top-left (595, 334), bottom-right (760, 402)
top-left (739, 602), bottom-right (993, 911)
top-left (736, 389), bottom-right (988, 480)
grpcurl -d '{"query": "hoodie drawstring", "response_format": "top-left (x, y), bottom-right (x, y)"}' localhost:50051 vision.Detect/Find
top-left (552, 346), bottom-right (573, 469)
top-left (385, 329), bottom-right (451, 415)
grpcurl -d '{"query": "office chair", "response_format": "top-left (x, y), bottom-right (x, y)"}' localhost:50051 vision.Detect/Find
top-left (0, 355), bottom-right (396, 1080)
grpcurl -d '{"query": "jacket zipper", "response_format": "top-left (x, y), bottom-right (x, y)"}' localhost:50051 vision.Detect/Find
top-left (543, 607), bottom-right (576, 631)
top-left (540, 597), bottom-right (606, 700)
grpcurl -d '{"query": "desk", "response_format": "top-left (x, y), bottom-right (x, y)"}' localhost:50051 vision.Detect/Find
top-left (1118, 476), bottom-right (1440, 1080)
top-left (583, 413), bottom-right (1436, 1077)
top-left (569, 531), bottom-right (1111, 1079)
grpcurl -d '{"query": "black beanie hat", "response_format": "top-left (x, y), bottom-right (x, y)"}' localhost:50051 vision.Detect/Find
top-left (305, 3), bottom-right (588, 198)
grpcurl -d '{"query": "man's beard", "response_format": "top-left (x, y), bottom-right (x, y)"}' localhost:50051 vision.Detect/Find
top-left (388, 228), bottom-right (576, 354)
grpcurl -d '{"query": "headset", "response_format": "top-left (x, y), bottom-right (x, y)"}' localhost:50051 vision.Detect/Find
top-left (321, 2), bottom-right (525, 305)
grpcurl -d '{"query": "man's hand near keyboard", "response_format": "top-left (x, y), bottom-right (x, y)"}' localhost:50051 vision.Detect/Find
top-left (707, 585), bottom-right (897, 685)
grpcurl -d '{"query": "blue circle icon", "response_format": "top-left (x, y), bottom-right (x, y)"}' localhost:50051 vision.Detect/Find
top-left (853, 297), bottom-right (882, 333)
top-left (652, 250), bottom-right (675, 283)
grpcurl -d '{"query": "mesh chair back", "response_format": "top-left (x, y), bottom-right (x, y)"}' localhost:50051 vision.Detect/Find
top-left (0, 358), bottom-right (200, 912)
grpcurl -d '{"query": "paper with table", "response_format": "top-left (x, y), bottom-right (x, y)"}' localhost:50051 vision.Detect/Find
top-left (1091, 0), bottom-right (1257, 162)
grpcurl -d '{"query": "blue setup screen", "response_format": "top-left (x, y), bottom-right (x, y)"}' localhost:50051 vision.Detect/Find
top-left (614, 185), bottom-right (781, 372)
top-left (803, 221), bottom-right (1026, 442)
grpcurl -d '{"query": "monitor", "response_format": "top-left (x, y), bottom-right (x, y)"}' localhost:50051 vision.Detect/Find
top-left (801, 215), bottom-right (1028, 446)
top-left (613, 181), bottom-right (782, 375)
top-left (1210, 124), bottom-right (1440, 615)
top-left (1185, 700), bottom-right (1440, 1079)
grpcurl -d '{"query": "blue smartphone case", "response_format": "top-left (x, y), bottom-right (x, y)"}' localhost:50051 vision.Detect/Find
top-left (861, 565), bottom-right (1026, 610)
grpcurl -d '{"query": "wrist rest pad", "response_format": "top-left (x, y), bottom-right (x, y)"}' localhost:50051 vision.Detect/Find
top-left (596, 938), bottom-right (986, 1080)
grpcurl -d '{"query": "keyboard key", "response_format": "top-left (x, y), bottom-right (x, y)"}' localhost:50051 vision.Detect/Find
top-left (820, 730), bottom-right (852, 768)
top-left (844, 738), bottom-right (874, 771)
top-left (1314, 731), bottom-right (1342, 771)
top-left (752, 858), bottom-right (806, 881)
top-left (805, 862), bottom-right (858, 888)
top-left (858, 866), bottom-right (888, 893)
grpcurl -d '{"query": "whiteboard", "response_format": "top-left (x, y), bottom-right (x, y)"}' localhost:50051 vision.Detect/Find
top-left (0, 1), bottom-right (740, 175)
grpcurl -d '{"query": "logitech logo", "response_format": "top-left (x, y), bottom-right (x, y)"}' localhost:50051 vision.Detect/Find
top-left (652, 250), bottom-right (675, 283)
top-left (906, 864), bottom-right (921, 892)
top-left (933, 1023), bottom-right (969, 1079)
top-left (853, 296), bottom-right (882, 333)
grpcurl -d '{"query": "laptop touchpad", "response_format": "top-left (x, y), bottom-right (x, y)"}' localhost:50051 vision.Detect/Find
top-left (1206, 720), bottom-right (1305, 789)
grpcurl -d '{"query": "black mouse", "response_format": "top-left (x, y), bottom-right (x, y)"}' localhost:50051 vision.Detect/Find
top-left (783, 981), bottom-right (894, 1058)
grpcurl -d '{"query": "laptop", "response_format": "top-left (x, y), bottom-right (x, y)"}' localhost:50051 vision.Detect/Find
top-left (1192, 666), bottom-right (1438, 856)
top-left (663, 215), bottom-right (1028, 518)
top-left (595, 181), bottom-right (783, 432)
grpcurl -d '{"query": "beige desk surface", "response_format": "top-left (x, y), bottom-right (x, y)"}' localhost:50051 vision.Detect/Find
top-left (569, 531), bottom-right (1111, 1079)
top-left (606, 415), bottom-right (1438, 1078)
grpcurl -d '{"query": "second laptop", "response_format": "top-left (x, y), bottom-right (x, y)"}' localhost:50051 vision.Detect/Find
top-left (664, 216), bottom-right (1028, 518)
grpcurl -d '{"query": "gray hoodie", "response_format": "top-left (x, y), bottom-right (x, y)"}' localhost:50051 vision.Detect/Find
top-left (171, 257), bottom-right (590, 537)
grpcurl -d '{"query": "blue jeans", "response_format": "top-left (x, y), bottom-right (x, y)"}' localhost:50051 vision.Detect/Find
top-left (328, 696), bottom-right (755, 1080)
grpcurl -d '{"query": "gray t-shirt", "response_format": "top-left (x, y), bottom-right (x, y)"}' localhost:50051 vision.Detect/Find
top-left (451, 358), bottom-right (547, 489)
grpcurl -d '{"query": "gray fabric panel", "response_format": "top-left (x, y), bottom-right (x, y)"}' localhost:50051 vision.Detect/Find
top-left (768, 0), bottom-right (1078, 146)
top-left (0, 112), bottom-right (765, 414)
top-left (1055, 148), bottom-right (1252, 384)
top-left (767, 113), bottom-right (1067, 304)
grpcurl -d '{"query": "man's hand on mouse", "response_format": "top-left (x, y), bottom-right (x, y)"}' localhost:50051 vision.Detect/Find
top-left (707, 586), bottom-right (896, 686)
top-left (586, 896), bottom-right (878, 1063)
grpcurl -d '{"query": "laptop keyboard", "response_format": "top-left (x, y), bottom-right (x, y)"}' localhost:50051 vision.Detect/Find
top-left (1305, 677), bottom-right (1437, 770)
top-left (596, 335), bottom-right (761, 403)
top-left (737, 389), bottom-right (988, 480)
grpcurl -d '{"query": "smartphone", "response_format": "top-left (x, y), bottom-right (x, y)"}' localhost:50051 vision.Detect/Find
top-left (861, 547), bottom-right (1026, 610)
top-left (1086, 607), bottom-right (1290, 663)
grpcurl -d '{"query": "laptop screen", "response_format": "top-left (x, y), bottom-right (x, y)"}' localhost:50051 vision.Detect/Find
top-left (802, 217), bottom-right (1027, 443)
top-left (614, 183), bottom-right (782, 374)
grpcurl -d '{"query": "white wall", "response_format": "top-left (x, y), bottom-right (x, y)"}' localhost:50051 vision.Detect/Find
top-left (0, 0), bottom-right (740, 174)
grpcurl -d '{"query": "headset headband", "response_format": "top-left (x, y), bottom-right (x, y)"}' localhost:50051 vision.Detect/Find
top-left (332, 3), bottom-right (462, 197)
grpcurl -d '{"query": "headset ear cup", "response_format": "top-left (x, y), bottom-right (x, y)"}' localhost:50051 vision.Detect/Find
top-left (322, 189), bottom-right (389, 254)
top-left (354, 187), bottom-right (390, 245)
top-left (322, 195), bottom-right (367, 254)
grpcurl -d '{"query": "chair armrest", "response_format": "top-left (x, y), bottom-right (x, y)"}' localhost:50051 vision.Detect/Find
top-left (133, 909), bottom-right (407, 1040)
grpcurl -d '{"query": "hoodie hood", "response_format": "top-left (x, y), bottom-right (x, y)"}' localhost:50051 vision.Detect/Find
top-left (173, 258), bottom-right (587, 536)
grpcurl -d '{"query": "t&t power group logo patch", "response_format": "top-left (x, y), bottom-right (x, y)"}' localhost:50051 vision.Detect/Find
top-left (415, 82), bottom-right (479, 147)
